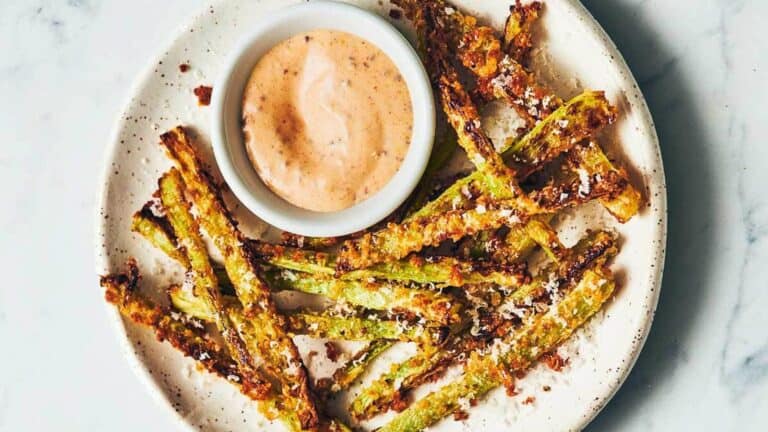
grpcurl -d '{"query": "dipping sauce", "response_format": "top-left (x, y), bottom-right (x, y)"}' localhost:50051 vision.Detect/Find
top-left (242, 30), bottom-right (413, 212)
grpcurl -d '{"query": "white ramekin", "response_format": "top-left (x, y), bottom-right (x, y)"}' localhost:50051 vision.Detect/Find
top-left (210, 0), bottom-right (435, 237)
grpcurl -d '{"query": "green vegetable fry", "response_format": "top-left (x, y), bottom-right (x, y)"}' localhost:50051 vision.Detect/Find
top-left (523, 218), bottom-right (566, 262)
top-left (460, 215), bottom-right (554, 263)
top-left (424, 4), bottom-right (526, 204)
top-left (131, 203), bottom-right (185, 263)
top-left (502, 1), bottom-right (542, 63)
top-left (415, 0), bottom-right (560, 124)
top-left (159, 169), bottom-right (265, 392)
top-left (492, 65), bottom-right (641, 224)
top-left (349, 342), bottom-right (443, 421)
top-left (408, 90), bottom-right (618, 220)
top-left (279, 232), bottom-right (341, 250)
top-left (348, 335), bottom-right (480, 421)
top-left (131, 210), bottom-right (464, 325)
top-left (169, 286), bottom-right (447, 345)
top-left (493, 214), bottom-right (555, 263)
top-left (160, 126), bottom-right (318, 430)
top-left (319, 340), bottom-right (394, 395)
top-left (251, 241), bottom-right (528, 287)
top-left (99, 261), bottom-right (291, 425)
top-left (285, 311), bottom-right (448, 345)
top-left (403, 127), bottom-right (459, 218)
top-left (380, 358), bottom-right (500, 432)
top-left (336, 169), bottom-right (623, 271)
top-left (379, 267), bottom-right (616, 432)
top-left (503, 91), bottom-right (615, 169)
top-left (407, 1), bottom-right (640, 224)
top-left (337, 206), bottom-right (528, 272)
top-left (569, 141), bottom-right (643, 223)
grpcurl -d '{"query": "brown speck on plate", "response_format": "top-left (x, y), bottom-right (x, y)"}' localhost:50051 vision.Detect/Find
top-left (193, 85), bottom-right (213, 106)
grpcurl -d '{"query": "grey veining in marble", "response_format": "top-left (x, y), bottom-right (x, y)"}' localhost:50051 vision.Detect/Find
top-left (0, 0), bottom-right (766, 430)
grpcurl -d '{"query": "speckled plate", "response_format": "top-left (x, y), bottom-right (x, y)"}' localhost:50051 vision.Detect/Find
top-left (95, 0), bottom-right (667, 430)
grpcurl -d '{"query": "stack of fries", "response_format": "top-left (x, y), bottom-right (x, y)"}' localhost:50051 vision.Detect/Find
top-left (100, 1), bottom-right (642, 431)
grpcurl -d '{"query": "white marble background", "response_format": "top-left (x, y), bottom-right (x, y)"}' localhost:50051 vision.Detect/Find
top-left (0, 0), bottom-right (765, 430)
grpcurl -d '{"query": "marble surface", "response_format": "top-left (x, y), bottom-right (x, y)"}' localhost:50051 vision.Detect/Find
top-left (0, 0), bottom-right (765, 430)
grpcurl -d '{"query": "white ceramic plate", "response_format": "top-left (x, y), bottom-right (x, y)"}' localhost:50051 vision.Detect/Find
top-left (95, 1), bottom-right (667, 431)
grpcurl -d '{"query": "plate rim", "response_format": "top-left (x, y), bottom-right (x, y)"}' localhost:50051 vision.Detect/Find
top-left (93, 3), bottom-right (217, 431)
top-left (564, 0), bottom-right (667, 427)
top-left (94, 0), bottom-right (668, 430)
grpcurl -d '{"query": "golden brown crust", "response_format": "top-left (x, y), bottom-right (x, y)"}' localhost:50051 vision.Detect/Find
top-left (421, 2), bottom-right (526, 202)
top-left (337, 206), bottom-right (528, 272)
top-left (159, 126), bottom-right (319, 429)
top-left (503, 1), bottom-right (543, 65)
top-left (100, 260), bottom-right (272, 401)
top-left (482, 56), bottom-right (563, 126)
top-left (159, 168), bottom-right (272, 400)
top-left (336, 163), bottom-right (622, 272)
top-left (99, 4), bottom-right (641, 428)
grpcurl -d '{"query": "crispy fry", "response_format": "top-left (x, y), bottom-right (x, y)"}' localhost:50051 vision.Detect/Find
top-left (100, 261), bottom-right (276, 410)
top-left (348, 340), bottom-right (439, 420)
top-left (484, 54), bottom-right (563, 124)
top-left (349, 230), bottom-right (617, 419)
top-left (415, 0), bottom-right (559, 124)
top-left (493, 214), bottom-right (555, 263)
top-left (503, 91), bottom-right (615, 169)
top-left (421, 2), bottom-right (569, 233)
top-left (131, 210), bottom-right (465, 324)
top-left (379, 266), bottom-right (616, 432)
top-left (286, 311), bottom-right (448, 345)
top-left (317, 340), bottom-right (394, 395)
top-left (159, 169), bottom-right (266, 394)
top-left (378, 353), bottom-right (500, 432)
top-left (491, 61), bottom-right (641, 222)
top-left (408, 91), bottom-right (618, 220)
top-left (131, 202), bottom-right (185, 263)
top-left (425, 1), bottom-right (502, 80)
top-left (503, 1), bottom-right (543, 64)
top-left (336, 170), bottom-right (623, 271)
top-left (337, 206), bottom-right (528, 272)
top-left (348, 341), bottom-right (460, 421)
top-left (424, 3), bottom-right (525, 204)
top-left (264, 269), bottom-right (462, 325)
top-left (569, 141), bottom-right (643, 222)
top-left (523, 218), bottom-right (567, 262)
top-left (159, 126), bottom-right (318, 430)
top-left (169, 285), bottom-right (448, 344)
top-left (280, 232), bottom-right (341, 250)
top-left (409, 1), bottom-right (641, 223)
top-left (131, 207), bottom-right (233, 284)
top-left (250, 241), bottom-right (528, 287)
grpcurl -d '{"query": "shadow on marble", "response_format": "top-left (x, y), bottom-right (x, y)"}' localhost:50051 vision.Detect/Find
top-left (579, 1), bottom-right (720, 430)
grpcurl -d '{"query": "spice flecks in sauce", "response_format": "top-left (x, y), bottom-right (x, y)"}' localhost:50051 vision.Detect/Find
top-left (242, 30), bottom-right (413, 212)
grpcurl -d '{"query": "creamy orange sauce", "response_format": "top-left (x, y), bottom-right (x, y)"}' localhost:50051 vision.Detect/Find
top-left (242, 30), bottom-right (413, 212)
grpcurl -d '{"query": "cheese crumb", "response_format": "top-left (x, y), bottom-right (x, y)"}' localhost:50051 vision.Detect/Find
top-left (577, 169), bottom-right (591, 197)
